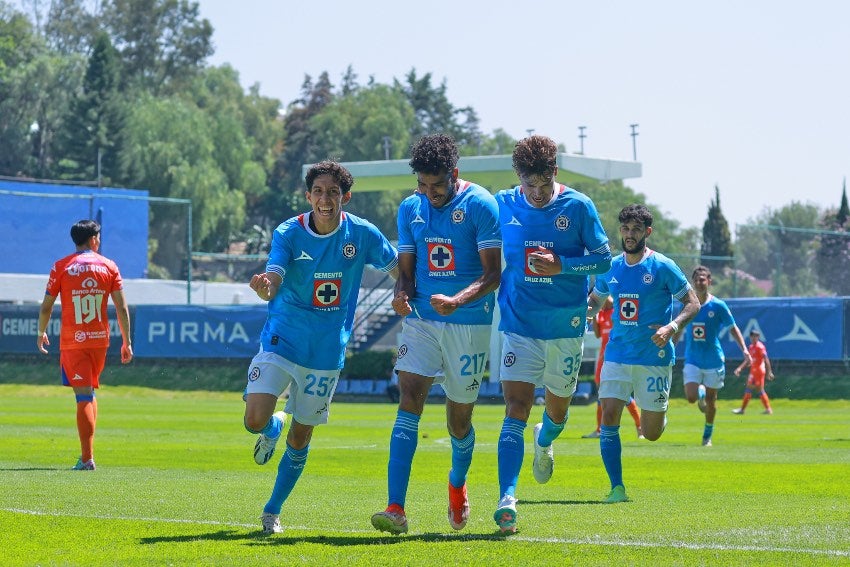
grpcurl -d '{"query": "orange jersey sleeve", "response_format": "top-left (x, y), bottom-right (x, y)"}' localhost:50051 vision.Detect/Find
top-left (46, 251), bottom-right (123, 351)
top-left (597, 307), bottom-right (614, 354)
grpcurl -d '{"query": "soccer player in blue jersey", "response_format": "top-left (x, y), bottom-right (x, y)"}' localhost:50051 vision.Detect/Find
top-left (587, 204), bottom-right (700, 504)
top-left (678, 265), bottom-right (751, 446)
top-left (243, 160), bottom-right (398, 534)
top-left (371, 134), bottom-right (501, 535)
top-left (491, 135), bottom-right (611, 533)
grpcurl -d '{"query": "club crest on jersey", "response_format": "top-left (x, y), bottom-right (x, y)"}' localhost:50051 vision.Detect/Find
top-left (249, 366), bottom-right (261, 381)
top-left (428, 242), bottom-right (456, 272)
top-left (397, 344), bottom-right (408, 359)
top-left (451, 208), bottom-right (465, 224)
top-left (619, 295), bottom-right (639, 325)
top-left (313, 279), bottom-right (341, 307)
top-left (571, 316), bottom-right (581, 328)
top-left (503, 352), bottom-right (516, 367)
top-left (642, 273), bottom-right (654, 284)
top-left (692, 322), bottom-right (706, 341)
top-left (342, 242), bottom-right (357, 259)
top-left (555, 215), bottom-right (571, 231)
top-left (708, 310), bottom-right (715, 318)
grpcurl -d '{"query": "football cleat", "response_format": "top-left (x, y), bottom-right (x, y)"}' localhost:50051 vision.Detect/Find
top-left (71, 457), bottom-right (96, 471)
top-left (371, 504), bottom-right (408, 535)
top-left (604, 485), bottom-right (629, 504)
top-left (260, 512), bottom-right (282, 534)
top-left (582, 430), bottom-right (601, 439)
top-left (532, 423), bottom-right (554, 484)
top-left (493, 494), bottom-right (518, 534)
top-left (447, 481), bottom-right (470, 530)
top-left (732, 408), bottom-right (745, 415)
top-left (254, 411), bottom-right (287, 465)
top-left (702, 438), bottom-right (713, 447)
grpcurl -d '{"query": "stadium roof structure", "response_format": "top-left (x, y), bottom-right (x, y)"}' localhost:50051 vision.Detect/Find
top-left (302, 153), bottom-right (642, 193)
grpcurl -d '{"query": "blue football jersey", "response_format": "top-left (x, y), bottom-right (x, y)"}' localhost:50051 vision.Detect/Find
top-left (496, 184), bottom-right (610, 339)
top-left (261, 212), bottom-right (398, 370)
top-left (683, 295), bottom-right (736, 369)
top-left (397, 179), bottom-right (501, 324)
top-left (593, 250), bottom-right (691, 365)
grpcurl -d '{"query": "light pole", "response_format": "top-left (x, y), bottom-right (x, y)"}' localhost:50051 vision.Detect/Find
top-left (382, 136), bottom-right (391, 160)
top-left (578, 126), bottom-right (586, 155)
top-left (629, 124), bottom-right (639, 161)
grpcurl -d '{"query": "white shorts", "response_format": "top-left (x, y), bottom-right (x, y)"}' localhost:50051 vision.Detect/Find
top-left (599, 361), bottom-right (672, 412)
top-left (244, 350), bottom-right (340, 426)
top-left (498, 332), bottom-right (582, 398)
top-left (395, 318), bottom-right (491, 404)
top-left (683, 363), bottom-right (726, 390)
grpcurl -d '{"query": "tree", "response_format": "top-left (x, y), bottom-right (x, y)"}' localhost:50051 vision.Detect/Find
top-left (815, 180), bottom-right (850, 295)
top-left (57, 32), bottom-right (126, 183)
top-left (43, 0), bottom-right (100, 54)
top-left (700, 185), bottom-right (733, 271)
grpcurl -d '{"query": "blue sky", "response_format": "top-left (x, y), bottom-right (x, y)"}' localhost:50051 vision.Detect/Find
top-left (196, 0), bottom-right (849, 232)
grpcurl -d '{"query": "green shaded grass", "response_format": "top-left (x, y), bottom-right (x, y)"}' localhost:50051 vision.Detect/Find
top-left (1, 385), bottom-right (849, 566)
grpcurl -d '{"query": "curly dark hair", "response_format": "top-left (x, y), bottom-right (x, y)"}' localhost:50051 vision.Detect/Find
top-left (618, 204), bottom-right (653, 227)
top-left (512, 135), bottom-right (558, 178)
top-left (408, 134), bottom-right (458, 175)
top-left (304, 160), bottom-right (355, 193)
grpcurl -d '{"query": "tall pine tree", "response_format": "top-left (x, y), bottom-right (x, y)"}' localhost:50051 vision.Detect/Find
top-left (700, 185), bottom-right (733, 272)
top-left (816, 179), bottom-right (850, 295)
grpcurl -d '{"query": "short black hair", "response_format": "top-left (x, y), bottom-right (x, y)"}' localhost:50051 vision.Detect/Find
top-left (512, 135), bottom-right (558, 178)
top-left (71, 219), bottom-right (100, 246)
top-left (692, 265), bottom-right (712, 280)
top-left (409, 134), bottom-right (458, 175)
top-left (618, 204), bottom-right (653, 228)
top-left (304, 160), bottom-right (354, 193)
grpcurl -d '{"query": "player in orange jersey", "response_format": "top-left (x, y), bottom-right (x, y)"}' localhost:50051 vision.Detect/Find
top-left (37, 220), bottom-right (133, 470)
top-left (582, 295), bottom-right (642, 439)
top-left (732, 330), bottom-right (775, 415)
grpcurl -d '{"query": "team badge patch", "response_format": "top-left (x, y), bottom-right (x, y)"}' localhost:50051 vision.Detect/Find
top-left (619, 297), bottom-right (639, 322)
top-left (427, 242), bottom-right (455, 271)
top-left (74, 330), bottom-right (86, 342)
top-left (571, 316), bottom-right (581, 328)
top-left (503, 352), bottom-right (516, 367)
top-left (692, 322), bottom-right (706, 341)
top-left (555, 215), bottom-right (571, 231)
top-left (451, 208), bottom-right (465, 224)
top-left (342, 242), bottom-right (357, 259)
top-left (313, 279), bottom-right (341, 307)
top-left (249, 366), bottom-right (261, 381)
top-left (397, 344), bottom-right (408, 359)
top-left (642, 273), bottom-right (654, 284)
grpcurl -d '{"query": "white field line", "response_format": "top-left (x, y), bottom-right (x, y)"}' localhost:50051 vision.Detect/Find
top-left (3, 507), bottom-right (849, 557)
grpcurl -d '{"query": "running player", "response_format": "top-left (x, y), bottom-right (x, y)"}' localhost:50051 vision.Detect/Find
top-left (36, 219), bottom-right (133, 471)
top-left (679, 265), bottom-right (751, 445)
top-left (587, 204), bottom-right (700, 503)
top-left (371, 134), bottom-right (501, 535)
top-left (244, 160), bottom-right (398, 534)
top-left (732, 330), bottom-right (775, 415)
top-left (491, 135), bottom-right (610, 533)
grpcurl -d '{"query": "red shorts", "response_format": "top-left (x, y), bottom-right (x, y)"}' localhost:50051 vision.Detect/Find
top-left (61, 348), bottom-right (107, 388)
top-left (747, 368), bottom-right (766, 390)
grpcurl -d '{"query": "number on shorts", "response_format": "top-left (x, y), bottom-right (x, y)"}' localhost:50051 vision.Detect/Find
top-left (460, 352), bottom-right (486, 376)
top-left (305, 374), bottom-right (337, 397)
top-left (646, 375), bottom-right (669, 392)
top-left (562, 354), bottom-right (581, 377)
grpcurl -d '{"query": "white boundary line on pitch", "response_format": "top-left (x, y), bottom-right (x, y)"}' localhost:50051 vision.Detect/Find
top-left (4, 508), bottom-right (849, 558)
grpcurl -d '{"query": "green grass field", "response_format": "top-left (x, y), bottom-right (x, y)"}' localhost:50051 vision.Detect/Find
top-left (1, 385), bottom-right (848, 566)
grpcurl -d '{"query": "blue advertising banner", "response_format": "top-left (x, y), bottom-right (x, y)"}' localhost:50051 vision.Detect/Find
top-left (675, 297), bottom-right (845, 361)
top-left (0, 304), bottom-right (127, 356)
top-left (132, 305), bottom-right (265, 358)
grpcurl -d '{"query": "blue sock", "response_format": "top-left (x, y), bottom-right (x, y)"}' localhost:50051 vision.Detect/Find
top-left (497, 417), bottom-right (526, 497)
top-left (537, 409), bottom-right (567, 447)
top-left (261, 413), bottom-right (283, 438)
top-left (387, 410), bottom-right (419, 508)
top-left (703, 423), bottom-right (714, 440)
top-left (600, 425), bottom-right (623, 489)
top-left (263, 444), bottom-right (309, 514)
top-left (449, 426), bottom-right (475, 488)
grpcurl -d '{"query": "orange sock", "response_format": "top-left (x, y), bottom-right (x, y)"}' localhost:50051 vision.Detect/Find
top-left (741, 392), bottom-right (752, 411)
top-left (626, 400), bottom-right (641, 428)
top-left (595, 403), bottom-right (602, 432)
top-left (760, 392), bottom-right (771, 411)
top-left (76, 399), bottom-right (96, 462)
